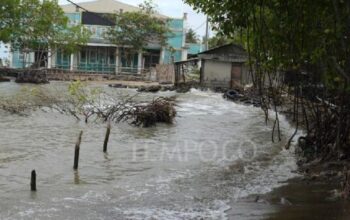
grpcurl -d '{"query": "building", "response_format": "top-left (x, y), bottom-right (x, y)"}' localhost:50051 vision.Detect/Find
top-left (198, 43), bottom-right (249, 89)
top-left (0, 42), bottom-right (11, 67)
top-left (186, 43), bottom-right (203, 59)
top-left (10, 0), bottom-right (198, 74)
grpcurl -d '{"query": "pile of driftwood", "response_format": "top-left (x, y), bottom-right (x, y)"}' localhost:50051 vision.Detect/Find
top-left (0, 68), bottom-right (13, 82)
top-left (118, 97), bottom-right (176, 127)
top-left (342, 169), bottom-right (350, 199)
top-left (224, 89), bottom-right (262, 107)
top-left (0, 68), bottom-right (49, 84)
top-left (137, 85), bottom-right (162, 93)
top-left (0, 68), bottom-right (19, 77)
top-left (15, 69), bottom-right (49, 84)
top-left (0, 76), bottom-right (10, 82)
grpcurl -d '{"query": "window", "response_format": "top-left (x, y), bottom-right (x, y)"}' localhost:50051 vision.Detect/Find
top-left (98, 49), bottom-right (105, 64)
top-left (109, 50), bottom-right (115, 64)
top-left (82, 12), bottom-right (115, 26)
top-left (81, 50), bottom-right (87, 63)
top-left (90, 49), bottom-right (97, 63)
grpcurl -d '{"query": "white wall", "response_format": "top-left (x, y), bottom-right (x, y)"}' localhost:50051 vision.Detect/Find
top-left (0, 42), bottom-right (11, 66)
top-left (203, 60), bottom-right (232, 88)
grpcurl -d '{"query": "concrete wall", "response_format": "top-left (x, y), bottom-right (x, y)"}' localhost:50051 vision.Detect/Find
top-left (202, 60), bottom-right (232, 88)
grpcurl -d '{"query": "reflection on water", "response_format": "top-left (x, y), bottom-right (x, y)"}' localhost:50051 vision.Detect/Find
top-left (0, 81), bottom-right (318, 219)
top-left (74, 171), bottom-right (80, 185)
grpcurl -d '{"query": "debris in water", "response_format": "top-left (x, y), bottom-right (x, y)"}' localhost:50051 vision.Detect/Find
top-left (120, 96), bottom-right (177, 127)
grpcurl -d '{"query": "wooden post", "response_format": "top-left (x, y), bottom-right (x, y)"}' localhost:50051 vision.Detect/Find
top-left (74, 131), bottom-right (83, 170)
top-left (31, 170), bottom-right (36, 191)
top-left (103, 122), bottom-right (111, 153)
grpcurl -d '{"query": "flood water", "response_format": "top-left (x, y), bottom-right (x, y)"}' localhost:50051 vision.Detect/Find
top-left (0, 81), bottom-right (320, 219)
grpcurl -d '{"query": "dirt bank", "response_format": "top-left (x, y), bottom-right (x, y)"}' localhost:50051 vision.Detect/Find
top-left (227, 177), bottom-right (350, 220)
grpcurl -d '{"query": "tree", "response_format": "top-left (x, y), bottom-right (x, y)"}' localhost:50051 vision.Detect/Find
top-left (104, 0), bottom-right (170, 52)
top-left (207, 34), bottom-right (232, 49)
top-left (186, 28), bottom-right (199, 43)
top-left (0, 0), bottom-right (20, 42)
top-left (1, 0), bottom-right (90, 68)
top-left (185, 0), bottom-right (350, 160)
top-left (185, 0), bottom-right (350, 88)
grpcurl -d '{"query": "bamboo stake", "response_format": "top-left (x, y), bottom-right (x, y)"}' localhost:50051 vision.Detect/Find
top-left (74, 131), bottom-right (83, 170)
top-left (103, 122), bottom-right (111, 153)
top-left (30, 170), bottom-right (36, 191)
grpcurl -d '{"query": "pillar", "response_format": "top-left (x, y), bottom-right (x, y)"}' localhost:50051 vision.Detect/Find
top-left (115, 47), bottom-right (120, 74)
top-left (137, 51), bottom-right (142, 74)
top-left (159, 47), bottom-right (165, 64)
top-left (8, 44), bottom-right (13, 68)
top-left (51, 50), bottom-right (56, 68)
top-left (70, 53), bottom-right (74, 71)
top-left (181, 12), bottom-right (188, 61)
top-left (181, 48), bottom-right (188, 61)
top-left (47, 48), bottom-right (52, 69)
top-left (27, 52), bottom-right (35, 68)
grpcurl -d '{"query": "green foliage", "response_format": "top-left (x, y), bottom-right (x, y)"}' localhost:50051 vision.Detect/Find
top-left (0, 0), bottom-right (20, 42)
top-left (186, 28), bottom-right (200, 44)
top-left (1, 0), bottom-right (90, 66)
top-left (68, 80), bottom-right (101, 104)
top-left (207, 33), bottom-right (232, 49)
top-left (186, 0), bottom-right (350, 155)
top-left (104, 0), bottom-right (170, 52)
top-left (187, 67), bottom-right (200, 81)
top-left (185, 0), bottom-right (350, 89)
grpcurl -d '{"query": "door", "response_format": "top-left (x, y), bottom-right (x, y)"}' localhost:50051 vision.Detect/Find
top-left (231, 63), bottom-right (242, 88)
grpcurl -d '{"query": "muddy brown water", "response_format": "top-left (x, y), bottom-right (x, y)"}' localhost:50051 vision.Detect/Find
top-left (0, 81), bottom-right (348, 219)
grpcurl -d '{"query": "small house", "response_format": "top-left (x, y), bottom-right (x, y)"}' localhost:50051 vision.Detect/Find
top-left (198, 43), bottom-right (249, 89)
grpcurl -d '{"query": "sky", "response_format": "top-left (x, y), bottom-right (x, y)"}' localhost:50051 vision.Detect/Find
top-left (58, 0), bottom-right (208, 38)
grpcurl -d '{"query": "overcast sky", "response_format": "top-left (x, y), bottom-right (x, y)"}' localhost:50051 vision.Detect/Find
top-left (58, 0), bottom-right (208, 37)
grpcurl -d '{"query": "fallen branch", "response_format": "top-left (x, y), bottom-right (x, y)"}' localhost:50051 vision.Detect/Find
top-left (117, 96), bottom-right (177, 127)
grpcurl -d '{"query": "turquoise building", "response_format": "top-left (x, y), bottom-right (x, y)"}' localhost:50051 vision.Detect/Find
top-left (11, 0), bottom-right (201, 74)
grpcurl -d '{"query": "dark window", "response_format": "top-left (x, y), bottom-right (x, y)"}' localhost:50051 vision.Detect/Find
top-left (90, 49), bottom-right (97, 63)
top-left (109, 50), bottom-right (115, 64)
top-left (82, 12), bottom-right (115, 26)
top-left (81, 50), bottom-right (86, 62)
top-left (144, 50), bottom-right (161, 68)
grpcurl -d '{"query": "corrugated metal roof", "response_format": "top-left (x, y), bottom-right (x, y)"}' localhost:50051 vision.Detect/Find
top-left (198, 43), bottom-right (247, 63)
top-left (199, 43), bottom-right (246, 55)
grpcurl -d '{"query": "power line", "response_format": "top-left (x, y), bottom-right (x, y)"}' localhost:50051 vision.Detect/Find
top-left (204, 16), bottom-right (209, 50)
top-left (192, 21), bottom-right (206, 32)
top-left (66, 0), bottom-right (95, 14)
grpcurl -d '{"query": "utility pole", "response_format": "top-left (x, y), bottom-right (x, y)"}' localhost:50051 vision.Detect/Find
top-left (204, 16), bottom-right (209, 51)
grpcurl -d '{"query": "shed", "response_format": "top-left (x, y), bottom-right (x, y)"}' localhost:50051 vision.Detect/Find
top-left (198, 43), bottom-right (248, 89)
